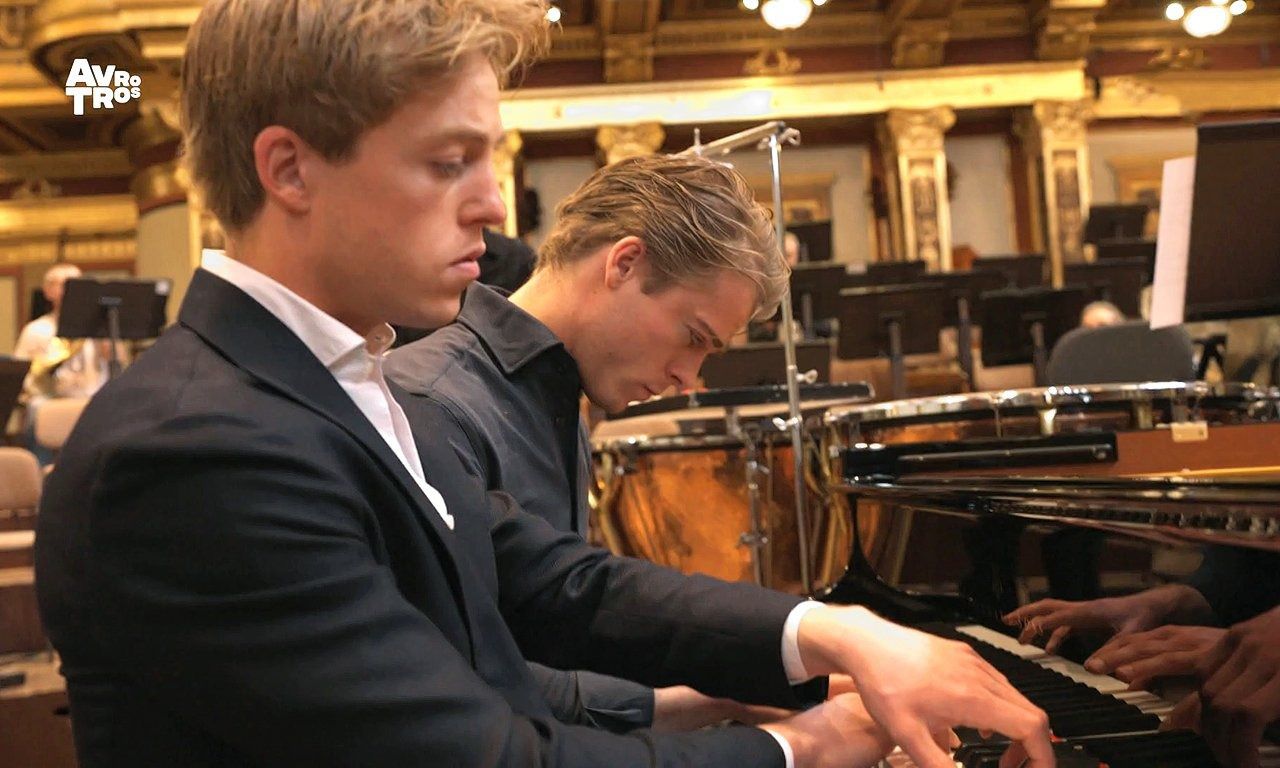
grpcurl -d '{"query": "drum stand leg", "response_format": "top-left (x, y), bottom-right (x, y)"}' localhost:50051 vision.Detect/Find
top-left (1031, 320), bottom-right (1048, 387)
top-left (731, 410), bottom-right (770, 588)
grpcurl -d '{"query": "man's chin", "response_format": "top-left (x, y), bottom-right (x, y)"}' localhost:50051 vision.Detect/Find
top-left (394, 299), bottom-right (462, 332)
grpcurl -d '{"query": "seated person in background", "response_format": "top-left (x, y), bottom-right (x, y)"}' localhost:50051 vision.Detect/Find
top-left (388, 154), bottom-right (796, 733)
top-left (36, 2), bottom-right (1052, 767)
top-left (13, 264), bottom-right (112, 462)
top-left (479, 228), bottom-right (536, 292)
top-left (1165, 604), bottom-right (1280, 768)
top-left (1078, 300), bottom-right (1124, 330)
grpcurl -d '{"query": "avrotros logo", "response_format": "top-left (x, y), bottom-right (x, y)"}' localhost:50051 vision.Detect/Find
top-left (64, 58), bottom-right (141, 116)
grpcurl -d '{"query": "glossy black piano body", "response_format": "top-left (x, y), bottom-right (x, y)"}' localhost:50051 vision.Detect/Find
top-left (820, 416), bottom-right (1280, 767)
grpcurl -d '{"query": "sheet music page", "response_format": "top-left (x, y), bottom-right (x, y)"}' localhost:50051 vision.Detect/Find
top-left (1150, 156), bottom-right (1196, 329)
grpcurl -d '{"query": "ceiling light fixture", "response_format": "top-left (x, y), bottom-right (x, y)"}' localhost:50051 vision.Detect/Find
top-left (741, 0), bottom-right (824, 31)
top-left (1183, 3), bottom-right (1232, 36)
top-left (1167, 0), bottom-right (1248, 37)
top-left (545, 3), bottom-right (562, 24)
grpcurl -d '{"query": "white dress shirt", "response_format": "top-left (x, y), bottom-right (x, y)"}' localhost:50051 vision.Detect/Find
top-left (202, 250), bottom-right (823, 765)
top-left (200, 250), bottom-right (452, 530)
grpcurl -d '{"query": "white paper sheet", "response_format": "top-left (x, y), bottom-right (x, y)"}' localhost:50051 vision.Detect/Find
top-left (1150, 156), bottom-right (1196, 329)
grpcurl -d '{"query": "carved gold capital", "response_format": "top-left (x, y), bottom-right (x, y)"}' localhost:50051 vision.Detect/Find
top-left (130, 158), bottom-right (188, 214)
top-left (595, 122), bottom-right (665, 166)
top-left (121, 97), bottom-right (186, 212)
top-left (880, 107), bottom-right (956, 155)
top-left (0, 2), bottom-right (33, 50)
top-left (1030, 99), bottom-right (1092, 145)
top-left (492, 130), bottom-right (523, 238)
top-left (603, 33), bottom-right (654, 84)
top-left (743, 46), bottom-right (802, 77)
top-left (1031, 0), bottom-right (1107, 61)
top-left (892, 19), bottom-right (951, 69)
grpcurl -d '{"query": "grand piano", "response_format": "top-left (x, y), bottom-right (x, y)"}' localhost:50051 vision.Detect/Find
top-left (819, 383), bottom-right (1280, 767)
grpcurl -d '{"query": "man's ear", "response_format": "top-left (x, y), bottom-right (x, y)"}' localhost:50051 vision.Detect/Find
top-left (603, 236), bottom-right (647, 290)
top-left (252, 125), bottom-right (315, 216)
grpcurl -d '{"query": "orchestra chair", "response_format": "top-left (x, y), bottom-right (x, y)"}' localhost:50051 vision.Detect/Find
top-left (0, 447), bottom-right (40, 532)
top-left (1047, 321), bottom-right (1195, 386)
top-left (33, 397), bottom-right (90, 465)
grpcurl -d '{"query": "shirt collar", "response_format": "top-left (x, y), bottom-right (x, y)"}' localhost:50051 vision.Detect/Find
top-left (456, 282), bottom-right (568, 375)
top-left (200, 249), bottom-right (396, 369)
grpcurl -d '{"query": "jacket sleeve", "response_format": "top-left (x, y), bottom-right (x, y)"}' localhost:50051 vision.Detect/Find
top-left (488, 492), bottom-right (828, 710)
top-left (78, 413), bottom-right (785, 768)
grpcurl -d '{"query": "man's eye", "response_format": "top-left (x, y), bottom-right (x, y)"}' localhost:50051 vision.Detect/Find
top-left (431, 160), bottom-right (466, 179)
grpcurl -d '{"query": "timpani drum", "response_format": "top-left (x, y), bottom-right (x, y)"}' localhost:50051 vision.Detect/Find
top-left (591, 383), bottom-right (873, 595)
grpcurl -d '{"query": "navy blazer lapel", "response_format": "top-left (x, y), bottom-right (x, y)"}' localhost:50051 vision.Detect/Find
top-left (177, 270), bottom-right (473, 614)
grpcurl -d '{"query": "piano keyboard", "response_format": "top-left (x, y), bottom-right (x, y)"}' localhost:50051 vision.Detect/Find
top-left (876, 623), bottom-right (1280, 768)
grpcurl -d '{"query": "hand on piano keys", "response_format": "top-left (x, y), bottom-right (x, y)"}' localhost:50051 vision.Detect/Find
top-left (793, 605), bottom-right (1055, 768)
top-left (1165, 605), bottom-right (1280, 768)
top-left (875, 623), bottom-right (1280, 767)
top-left (1081, 625), bottom-right (1225, 690)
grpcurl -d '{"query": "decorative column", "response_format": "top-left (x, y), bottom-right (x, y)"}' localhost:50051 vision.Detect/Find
top-left (876, 107), bottom-right (956, 271)
top-left (123, 97), bottom-right (201, 321)
top-left (1014, 100), bottom-right (1091, 287)
top-left (595, 122), bottom-right (665, 167)
top-left (492, 130), bottom-right (523, 238)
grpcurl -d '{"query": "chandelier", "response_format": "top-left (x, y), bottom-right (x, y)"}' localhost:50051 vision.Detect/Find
top-left (741, 0), bottom-right (830, 31)
top-left (1164, 0), bottom-right (1250, 37)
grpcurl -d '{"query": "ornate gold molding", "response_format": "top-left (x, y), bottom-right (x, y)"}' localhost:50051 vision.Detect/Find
top-left (1092, 69), bottom-right (1280, 120)
top-left (503, 61), bottom-right (1088, 133)
top-left (1091, 14), bottom-right (1280, 52)
top-left (0, 233), bottom-right (135, 266)
top-left (130, 159), bottom-right (187, 214)
top-left (0, 193), bottom-right (135, 238)
top-left (1030, 0), bottom-right (1107, 61)
top-left (121, 97), bottom-right (185, 212)
top-left (743, 47), bottom-right (802, 77)
top-left (25, 0), bottom-right (201, 83)
top-left (0, 193), bottom-right (137, 266)
top-left (544, 5), bottom-right (1032, 62)
top-left (604, 33), bottom-right (655, 84)
top-left (595, 122), bottom-right (666, 166)
top-left (0, 149), bottom-right (131, 182)
top-left (0, 1), bottom-right (34, 50)
top-left (892, 19), bottom-right (951, 69)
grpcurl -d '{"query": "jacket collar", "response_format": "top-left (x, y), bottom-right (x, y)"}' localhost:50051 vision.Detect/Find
top-left (456, 283), bottom-right (566, 376)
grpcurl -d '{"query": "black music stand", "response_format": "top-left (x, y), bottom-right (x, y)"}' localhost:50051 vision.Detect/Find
top-left (700, 340), bottom-right (832, 388)
top-left (0, 357), bottom-right (30, 430)
top-left (1084, 203), bottom-right (1148, 244)
top-left (1094, 239), bottom-right (1157, 283)
top-left (844, 259), bottom-right (929, 290)
top-left (1183, 120), bottom-right (1280, 321)
top-left (787, 221), bottom-right (832, 262)
top-left (979, 286), bottom-right (1089, 385)
top-left (1062, 257), bottom-right (1148, 319)
top-left (789, 262), bottom-right (848, 338)
top-left (57, 278), bottom-right (171, 377)
top-left (974, 254), bottom-right (1046, 288)
top-left (920, 269), bottom-right (1008, 389)
top-left (837, 284), bottom-right (947, 400)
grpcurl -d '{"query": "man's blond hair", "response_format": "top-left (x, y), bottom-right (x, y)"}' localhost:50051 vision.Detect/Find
top-left (539, 155), bottom-right (790, 320)
top-left (181, 0), bottom-right (549, 231)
